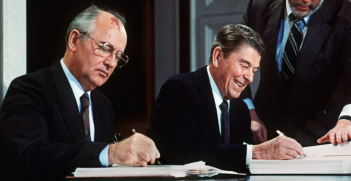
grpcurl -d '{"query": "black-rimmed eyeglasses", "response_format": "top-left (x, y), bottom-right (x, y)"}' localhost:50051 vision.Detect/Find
top-left (80, 31), bottom-right (129, 68)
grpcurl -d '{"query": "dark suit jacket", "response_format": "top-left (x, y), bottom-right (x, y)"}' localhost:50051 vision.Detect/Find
top-left (147, 66), bottom-right (253, 173)
top-left (241, 0), bottom-right (351, 146)
top-left (0, 61), bottom-right (114, 179)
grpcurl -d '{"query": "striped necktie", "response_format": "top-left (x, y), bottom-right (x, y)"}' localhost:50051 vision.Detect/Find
top-left (281, 14), bottom-right (303, 95)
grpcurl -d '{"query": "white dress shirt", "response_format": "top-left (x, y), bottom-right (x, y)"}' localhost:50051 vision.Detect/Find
top-left (206, 66), bottom-right (252, 166)
top-left (60, 59), bottom-right (109, 166)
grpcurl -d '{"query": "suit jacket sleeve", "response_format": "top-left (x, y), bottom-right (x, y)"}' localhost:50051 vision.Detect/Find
top-left (340, 8), bottom-right (351, 106)
top-left (148, 75), bottom-right (250, 173)
top-left (241, 0), bottom-right (252, 26)
top-left (0, 70), bottom-right (112, 179)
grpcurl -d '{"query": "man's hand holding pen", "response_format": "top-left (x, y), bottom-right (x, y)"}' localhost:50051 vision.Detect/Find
top-left (252, 130), bottom-right (304, 160)
top-left (108, 130), bottom-right (160, 167)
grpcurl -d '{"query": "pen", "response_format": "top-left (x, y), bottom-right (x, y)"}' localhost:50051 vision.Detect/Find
top-left (276, 130), bottom-right (306, 157)
top-left (132, 129), bottom-right (162, 165)
top-left (276, 130), bottom-right (284, 136)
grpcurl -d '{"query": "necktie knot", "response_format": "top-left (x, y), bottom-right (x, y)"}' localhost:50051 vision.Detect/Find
top-left (289, 13), bottom-right (301, 22)
top-left (80, 93), bottom-right (90, 109)
top-left (219, 100), bottom-right (228, 112)
top-left (289, 14), bottom-right (305, 32)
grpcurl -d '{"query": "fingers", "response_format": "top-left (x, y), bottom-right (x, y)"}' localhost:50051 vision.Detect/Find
top-left (139, 133), bottom-right (160, 159)
top-left (137, 156), bottom-right (148, 167)
top-left (335, 131), bottom-right (349, 144)
top-left (131, 133), bottom-right (159, 165)
top-left (262, 126), bottom-right (267, 141)
top-left (253, 134), bottom-right (258, 144)
top-left (252, 136), bottom-right (302, 160)
top-left (342, 132), bottom-right (348, 143)
top-left (276, 147), bottom-right (298, 160)
top-left (256, 125), bottom-right (267, 143)
top-left (280, 136), bottom-right (303, 156)
top-left (319, 131), bottom-right (348, 145)
top-left (251, 120), bottom-right (268, 144)
top-left (317, 119), bottom-right (351, 145)
top-left (336, 132), bottom-right (342, 144)
top-left (257, 131), bottom-right (264, 143)
top-left (136, 147), bottom-right (152, 163)
top-left (108, 133), bottom-right (160, 166)
top-left (136, 143), bottom-right (155, 165)
top-left (317, 134), bottom-right (329, 144)
top-left (251, 121), bottom-right (260, 144)
top-left (253, 130), bottom-right (263, 144)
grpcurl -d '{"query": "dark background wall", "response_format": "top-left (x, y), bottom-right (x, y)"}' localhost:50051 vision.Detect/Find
top-left (26, 0), bottom-right (249, 138)
top-left (27, 0), bottom-right (157, 137)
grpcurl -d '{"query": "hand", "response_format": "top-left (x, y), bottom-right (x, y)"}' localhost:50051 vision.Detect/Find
top-left (108, 133), bottom-right (160, 166)
top-left (252, 135), bottom-right (303, 160)
top-left (317, 119), bottom-right (351, 144)
top-left (250, 109), bottom-right (267, 144)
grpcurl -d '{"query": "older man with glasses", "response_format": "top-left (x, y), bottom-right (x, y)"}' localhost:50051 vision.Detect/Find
top-left (0, 4), bottom-right (159, 180)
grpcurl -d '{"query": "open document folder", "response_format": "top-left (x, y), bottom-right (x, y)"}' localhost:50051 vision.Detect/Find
top-left (73, 161), bottom-right (242, 178)
top-left (250, 141), bottom-right (351, 174)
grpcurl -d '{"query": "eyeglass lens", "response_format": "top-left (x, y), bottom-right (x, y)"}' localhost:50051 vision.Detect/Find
top-left (99, 44), bottom-right (128, 68)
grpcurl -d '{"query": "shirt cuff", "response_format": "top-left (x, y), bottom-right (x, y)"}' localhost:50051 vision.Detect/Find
top-left (243, 142), bottom-right (252, 167)
top-left (99, 145), bottom-right (109, 166)
top-left (339, 104), bottom-right (351, 118)
top-left (243, 98), bottom-right (255, 110)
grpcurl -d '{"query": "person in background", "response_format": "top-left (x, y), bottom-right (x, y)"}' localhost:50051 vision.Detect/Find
top-left (241, 0), bottom-right (351, 146)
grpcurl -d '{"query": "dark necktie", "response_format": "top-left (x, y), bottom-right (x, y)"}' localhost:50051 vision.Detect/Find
top-left (219, 100), bottom-right (230, 145)
top-left (281, 14), bottom-right (303, 94)
top-left (80, 93), bottom-right (90, 140)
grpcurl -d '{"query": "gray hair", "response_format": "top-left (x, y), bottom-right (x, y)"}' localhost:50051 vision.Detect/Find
top-left (65, 4), bottom-right (126, 48)
top-left (209, 24), bottom-right (265, 63)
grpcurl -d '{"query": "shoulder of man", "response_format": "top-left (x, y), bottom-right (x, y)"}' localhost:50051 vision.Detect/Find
top-left (338, 0), bottom-right (351, 20)
top-left (249, 0), bottom-right (279, 11)
top-left (7, 66), bottom-right (52, 93)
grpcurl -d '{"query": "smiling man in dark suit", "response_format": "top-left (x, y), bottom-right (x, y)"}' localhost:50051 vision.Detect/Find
top-left (147, 24), bottom-right (304, 173)
top-left (241, 0), bottom-right (351, 146)
top-left (0, 5), bottom-right (159, 180)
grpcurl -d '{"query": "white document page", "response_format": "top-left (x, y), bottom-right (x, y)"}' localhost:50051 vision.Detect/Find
top-left (73, 161), bottom-right (241, 178)
top-left (250, 141), bottom-right (351, 174)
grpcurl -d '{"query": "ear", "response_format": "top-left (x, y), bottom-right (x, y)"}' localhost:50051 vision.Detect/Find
top-left (67, 29), bottom-right (80, 52)
top-left (211, 46), bottom-right (222, 68)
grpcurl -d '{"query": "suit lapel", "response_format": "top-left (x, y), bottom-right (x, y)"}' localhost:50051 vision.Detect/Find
top-left (194, 66), bottom-right (222, 142)
top-left (290, 1), bottom-right (332, 100)
top-left (91, 91), bottom-right (111, 143)
top-left (50, 61), bottom-right (86, 142)
top-left (262, 0), bottom-right (285, 98)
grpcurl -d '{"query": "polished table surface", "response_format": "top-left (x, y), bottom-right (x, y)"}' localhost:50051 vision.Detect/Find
top-left (66, 174), bottom-right (351, 181)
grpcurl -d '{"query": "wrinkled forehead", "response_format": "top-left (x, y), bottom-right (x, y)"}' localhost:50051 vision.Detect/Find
top-left (94, 11), bottom-right (126, 34)
top-left (92, 12), bottom-right (127, 47)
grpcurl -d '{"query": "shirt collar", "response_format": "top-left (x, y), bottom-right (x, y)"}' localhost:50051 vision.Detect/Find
top-left (206, 65), bottom-right (228, 108)
top-left (60, 59), bottom-right (91, 108)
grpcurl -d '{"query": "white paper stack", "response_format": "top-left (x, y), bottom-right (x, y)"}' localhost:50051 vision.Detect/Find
top-left (250, 142), bottom-right (351, 174)
top-left (73, 161), bottom-right (240, 178)
top-left (250, 157), bottom-right (345, 174)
